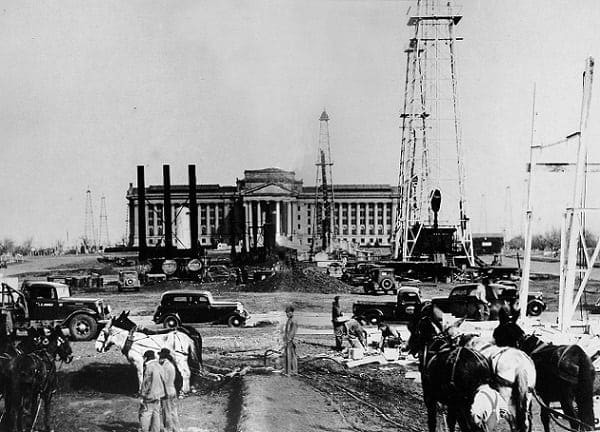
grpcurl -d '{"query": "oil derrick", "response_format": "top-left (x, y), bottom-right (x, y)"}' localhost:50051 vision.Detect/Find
top-left (312, 110), bottom-right (335, 254)
top-left (83, 189), bottom-right (96, 252)
top-left (98, 196), bottom-right (110, 248)
top-left (394, 0), bottom-right (474, 265)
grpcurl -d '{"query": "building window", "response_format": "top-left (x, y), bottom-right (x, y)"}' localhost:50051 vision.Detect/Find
top-left (298, 224), bottom-right (301, 230)
top-left (308, 227), bottom-right (311, 235)
top-left (149, 227), bottom-right (154, 236)
top-left (148, 239), bottom-right (154, 245)
top-left (158, 226), bottom-right (163, 236)
top-left (297, 215), bottom-right (301, 221)
top-left (360, 238), bottom-right (365, 244)
top-left (201, 227), bottom-right (207, 235)
top-left (298, 205), bottom-right (301, 211)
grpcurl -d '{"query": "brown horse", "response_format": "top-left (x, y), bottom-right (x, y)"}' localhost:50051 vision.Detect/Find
top-left (493, 310), bottom-right (595, 432)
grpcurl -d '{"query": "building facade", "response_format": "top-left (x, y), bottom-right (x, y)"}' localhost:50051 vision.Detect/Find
top-left (126, 168), bottom-right (399, 252)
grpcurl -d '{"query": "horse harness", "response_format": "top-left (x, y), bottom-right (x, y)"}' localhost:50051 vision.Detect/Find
top-left (119, 325), bottom-right (189, 357)
top-left (25, 349), bottom-right (56, 396)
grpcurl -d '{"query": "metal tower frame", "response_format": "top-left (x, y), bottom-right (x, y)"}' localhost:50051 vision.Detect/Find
top-left (312, 110), bottom-right (335, 253)
top-left (518, 58), bottom-right (597, 332)
top-left (98, 196), bottom-right (110, 248)
top-left (394, 0), bottom-right (473, 264)
top-left (83, 189), bottom-right (96, 251)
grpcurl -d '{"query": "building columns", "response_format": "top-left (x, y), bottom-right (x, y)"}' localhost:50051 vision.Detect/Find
top-left (276, 202), bottom-right (281, 236)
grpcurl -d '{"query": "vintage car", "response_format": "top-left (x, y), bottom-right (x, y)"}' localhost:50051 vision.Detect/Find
top-left (341, 262), bottom-right (381, 286)
top-left (152, 290), bottom-right (250, 328)
top-left (117, 270), bottom-right (141, 292)
top-left (431, 283), bottom-right (546, 320)
top-left (363, 267), bottom-right (399, 295)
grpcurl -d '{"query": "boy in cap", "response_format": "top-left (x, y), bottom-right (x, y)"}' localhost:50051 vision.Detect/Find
top-left (159, 348), bottom-right (181, 432)
top-left (139, 350), bottom-right (165, 432)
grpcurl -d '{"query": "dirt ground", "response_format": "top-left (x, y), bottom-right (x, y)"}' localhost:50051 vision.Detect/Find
top-left (1, 255), bottom-right (596, 432)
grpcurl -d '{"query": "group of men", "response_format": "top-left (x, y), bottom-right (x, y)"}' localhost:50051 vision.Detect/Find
top-left (331, 296), bottom-right (403, 352)
top-left (139, 348), bottom-right (181, 432)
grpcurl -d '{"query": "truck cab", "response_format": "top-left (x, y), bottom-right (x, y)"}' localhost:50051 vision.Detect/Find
top-left (15, 280), bottom-right (112, 341)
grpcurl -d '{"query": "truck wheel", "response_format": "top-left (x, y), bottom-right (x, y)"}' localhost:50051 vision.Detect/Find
top-left (227, 315), bottom-right (243, 328)
top-left (163, 315), bottom-right (180, 329)
top-left (69, 314), bottom-right (98, 341)
top-left (527, 301), bottom-right (544, 317)
top-left (379, 277), bottom-right (394, 291)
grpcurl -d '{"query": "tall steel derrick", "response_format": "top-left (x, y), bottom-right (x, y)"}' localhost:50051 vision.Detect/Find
top-left (394, 0), bottom-right (473, 265)
top-left (83, 189), bottom-right (96, 251)
top-left (312, 110), bottom-right (335, 253)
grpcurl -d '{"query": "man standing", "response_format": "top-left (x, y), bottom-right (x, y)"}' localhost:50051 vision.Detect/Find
top-left (282, 305), bottom-right (298, 376)
top-left (159, 348), bottom-right (181, 432)
top-left (139, 350), bottom-right (165, 432)
top-left (344, 318), bottom-right (367, 349)
top-left (331, 296), bottom-right (344, 351)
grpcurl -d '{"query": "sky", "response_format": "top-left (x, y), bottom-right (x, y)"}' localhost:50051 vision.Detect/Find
top-left (2, 0), bottom-right (600, 247)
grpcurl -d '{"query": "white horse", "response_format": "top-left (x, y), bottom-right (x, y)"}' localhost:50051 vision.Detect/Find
top-left (95, 314), bottom-right (201, 393)
top-left (462, 335), bottom-right (536, 432)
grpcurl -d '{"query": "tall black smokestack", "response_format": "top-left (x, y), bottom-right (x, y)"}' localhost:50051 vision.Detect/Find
top-left (137, 166), bottom-right (147, 255)
top-left (189, 165), bottom-right (198, 255)
top-left (163, 165), bottom-right (173, 251)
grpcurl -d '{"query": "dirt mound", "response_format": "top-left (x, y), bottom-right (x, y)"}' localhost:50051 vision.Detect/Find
top-left (246, 268), bottom-right (351, 294)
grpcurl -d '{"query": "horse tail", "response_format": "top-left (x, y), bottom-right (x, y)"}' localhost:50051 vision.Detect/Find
top-left (512, 367), bottom-right (529, 432)
top-left (575, 347), bottom-right (595, 430)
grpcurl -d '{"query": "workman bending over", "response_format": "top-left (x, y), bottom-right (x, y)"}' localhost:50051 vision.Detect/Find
top-left (344, 318), bottom-right (367, 349)
top-left (377, 322), bottom-right (403, 351)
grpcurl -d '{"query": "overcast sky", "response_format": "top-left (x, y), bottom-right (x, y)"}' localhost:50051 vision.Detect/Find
top-left (2, 0), bottom-right (600, 247)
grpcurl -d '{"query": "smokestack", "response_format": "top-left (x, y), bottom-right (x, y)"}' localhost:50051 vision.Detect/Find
top-left (137, 166), bottom-right (147, 254)
top-left (189, 165), bottom-right (199, 255)
top-left (163, 165), bottom-right (173, 251)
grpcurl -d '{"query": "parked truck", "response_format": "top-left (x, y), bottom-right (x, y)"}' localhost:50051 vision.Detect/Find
top-left (0, 278), bottom-right (112, 341)
top-left (352, 286), bottom-right (424, 325)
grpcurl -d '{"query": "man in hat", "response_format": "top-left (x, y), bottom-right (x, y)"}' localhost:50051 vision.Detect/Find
top-left (139, 350), bottom-right (165, 432)
top-left (159, 348), bottom-right (181, 432)
top-left (331, 296), bottom-right (344, 351)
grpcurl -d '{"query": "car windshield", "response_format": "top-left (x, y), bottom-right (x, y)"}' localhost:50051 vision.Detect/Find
top-left (55, 284), bottom-right (71, 298)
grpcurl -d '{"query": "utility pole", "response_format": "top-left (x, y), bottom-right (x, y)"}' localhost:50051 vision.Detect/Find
top-left (312, 110), bottom-right (335, 255)
top-left (394, 0), bottom-right (473, 265)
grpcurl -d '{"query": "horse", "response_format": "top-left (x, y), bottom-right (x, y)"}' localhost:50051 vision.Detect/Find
top-left (460, 334), bottom-right (536, 432)
top-left (493, 310), bottom-right (595, 432)
top-left (6, 325), bottom-right (73, 432)
top-left (95, 311), bottom-right (202, 393)
top-left (408, 303), bottom-right (496, 432)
